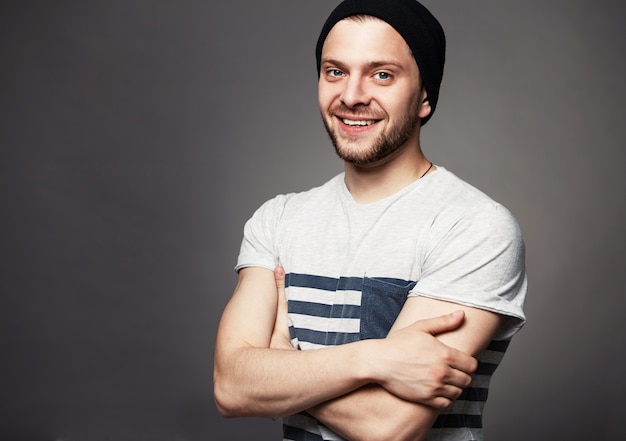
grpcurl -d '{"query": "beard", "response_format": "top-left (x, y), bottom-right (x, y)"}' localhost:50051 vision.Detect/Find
top-left (322, 96), bottom-right (422, 165)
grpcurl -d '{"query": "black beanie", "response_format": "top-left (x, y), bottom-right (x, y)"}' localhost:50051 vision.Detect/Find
top-left (315, 0), bottom-right (446, 125)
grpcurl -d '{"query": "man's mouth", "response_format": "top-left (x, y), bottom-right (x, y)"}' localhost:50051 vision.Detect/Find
top-left (341, 118), bottom-right (378, 126)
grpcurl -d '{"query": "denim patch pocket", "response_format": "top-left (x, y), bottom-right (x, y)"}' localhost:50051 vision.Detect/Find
top-left (360, 277), bottom-right (416, 340)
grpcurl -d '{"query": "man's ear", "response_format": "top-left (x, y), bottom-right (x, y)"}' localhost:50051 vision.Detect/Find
top-left (419, 95), bottom-right (432, 119)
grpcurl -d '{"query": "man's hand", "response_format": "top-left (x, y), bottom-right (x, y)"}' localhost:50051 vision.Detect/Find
top-left (269, 265), bottom-right (295, 350)
top-left (374, 311), bottom-right (477, 409)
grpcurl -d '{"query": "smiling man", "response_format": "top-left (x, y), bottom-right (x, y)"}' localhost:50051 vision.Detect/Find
top-left (214, 1), bottom-right (527, 440)
top-left (318, 17), bottom-right (429, 170)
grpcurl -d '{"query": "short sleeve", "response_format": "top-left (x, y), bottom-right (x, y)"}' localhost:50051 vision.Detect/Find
top-left (411, 203), bottom-right (527, 340)
top-left (235, 194), bottom-right (290, 273)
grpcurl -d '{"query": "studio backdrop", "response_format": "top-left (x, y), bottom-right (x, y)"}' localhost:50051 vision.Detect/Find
top-left (1, 1), bottom-right (625, 440)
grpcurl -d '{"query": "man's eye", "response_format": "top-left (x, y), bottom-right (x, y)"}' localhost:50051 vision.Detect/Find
top-left (328, 69), bottom-right (344, 77)
top-left (374, 72), bottom-right (392, 80)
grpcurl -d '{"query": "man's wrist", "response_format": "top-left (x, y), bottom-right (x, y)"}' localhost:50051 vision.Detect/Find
top-left (352, 338), bottom-right (384, 385)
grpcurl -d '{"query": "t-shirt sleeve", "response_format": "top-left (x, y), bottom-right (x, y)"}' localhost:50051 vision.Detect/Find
top-left (235, 194), bottom-right (289, 273)
top-left (410, 202), bottom-right (527, 340)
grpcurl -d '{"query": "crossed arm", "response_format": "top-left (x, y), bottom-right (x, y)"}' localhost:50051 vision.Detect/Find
top-left (213, 266), bottom-right (502, 440)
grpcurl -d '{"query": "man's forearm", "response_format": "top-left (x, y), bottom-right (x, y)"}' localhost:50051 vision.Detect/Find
top-left (308, 384), bottom-right (438, 441)
top-left (214, 339), bottom-right (374, 418)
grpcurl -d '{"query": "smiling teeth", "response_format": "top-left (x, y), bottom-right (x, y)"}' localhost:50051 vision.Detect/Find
top-left (343, 119), bottom-right (375, 126)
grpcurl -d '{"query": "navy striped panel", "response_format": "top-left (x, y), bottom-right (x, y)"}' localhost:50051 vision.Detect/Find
top-left (486, 339), bottom-right (510, 352)
top-left (476, 361), bottom-right (498, 376)
top-left (286, 273), bottom-right (414, 291)
top-left (364, 276), bottom-right (416, 286)
top-left (286, 273), bottom-right (363, 291)
top-left (289, 300), bottom-right (361, 319)
top-left (290, 328), bottom-right (360, 346)
top-left (283, 426), bottom-right (324, 441)
top-left (457, 387), bottom-right (488, 402)
top-left (432, 413), bottom-right (483, 429)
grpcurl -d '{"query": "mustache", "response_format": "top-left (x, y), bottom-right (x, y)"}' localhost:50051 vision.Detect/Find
top-left (329, 103), bottom-right (385, 119)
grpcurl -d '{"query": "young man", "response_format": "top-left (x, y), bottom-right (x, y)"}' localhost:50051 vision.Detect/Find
top-left (214, 1), bottom-right (527, 440)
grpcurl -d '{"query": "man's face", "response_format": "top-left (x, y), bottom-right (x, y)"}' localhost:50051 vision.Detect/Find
top-left (318, 17), bottom-right (431, 166)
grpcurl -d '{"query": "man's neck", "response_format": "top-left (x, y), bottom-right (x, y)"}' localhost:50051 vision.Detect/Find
top-left (343, 146), bottom-right (432, 204)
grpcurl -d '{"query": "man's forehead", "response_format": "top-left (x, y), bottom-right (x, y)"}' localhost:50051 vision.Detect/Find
top-left (321, 17), bottom-right (414, 61)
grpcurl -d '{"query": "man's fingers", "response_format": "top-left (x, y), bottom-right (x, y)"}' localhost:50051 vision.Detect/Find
top-left (447, 363), bottom-right (474, 389)
top-left (413, 310), bottom-right (465, 336)
top-left (411, 311), bottom-right (479, 375)
top-left (419, 370), bottom-right (472, 410)
top-left (274, 265), bottom-right (285, 289)
top-left (449, 349), bottom-right (478, 377)
top-left (427, 395), bottom-right (455, 411)
top-left (269, 265), bottom-right (293, 350)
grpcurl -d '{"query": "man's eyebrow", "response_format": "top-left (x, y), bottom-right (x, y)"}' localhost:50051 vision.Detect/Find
top-left (321, 58), bottom-right (405, 71)
top-left (366, 60), bottom-right (405, 70)
top-left (320, 58), bottom-right (348, 70)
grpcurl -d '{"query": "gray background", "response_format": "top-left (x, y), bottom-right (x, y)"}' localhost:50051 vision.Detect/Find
top-left (1, 1), bottom-right (625, 440)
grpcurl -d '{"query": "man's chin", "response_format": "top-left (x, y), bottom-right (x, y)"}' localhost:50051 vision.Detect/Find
top-left (333, 146), bottom-right (388, 166)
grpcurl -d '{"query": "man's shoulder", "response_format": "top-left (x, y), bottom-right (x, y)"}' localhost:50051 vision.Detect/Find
top-left (425, 168), bottom-right (521, 233)
top-left (428, 168), bottom-right (506, 212)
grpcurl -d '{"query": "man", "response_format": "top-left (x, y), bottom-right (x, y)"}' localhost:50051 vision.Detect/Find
top-left (214, 1), bottom-right (527, 440)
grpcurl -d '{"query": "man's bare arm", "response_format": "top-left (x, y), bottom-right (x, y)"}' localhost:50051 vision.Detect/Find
top-left (214, 267), bottom-right (368, 417)
top-left (213, 267), bottom-right (477, 419)
top-left (307, 296), bottom-right (502, 441)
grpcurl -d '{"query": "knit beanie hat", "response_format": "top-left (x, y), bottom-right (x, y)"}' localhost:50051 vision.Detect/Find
top-left (315, 0), bottom-right (446, 125)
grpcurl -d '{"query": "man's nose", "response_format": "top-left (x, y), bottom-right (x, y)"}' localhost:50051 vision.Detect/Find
top-left (340, 76), bottom-right (371, 108)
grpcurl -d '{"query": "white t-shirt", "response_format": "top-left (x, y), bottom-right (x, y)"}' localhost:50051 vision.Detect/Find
top-left (236, 167), bottom-right (527, 441)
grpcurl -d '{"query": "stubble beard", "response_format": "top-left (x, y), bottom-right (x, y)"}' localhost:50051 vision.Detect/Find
top-left (322, 97), bottom-right (422, 166)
